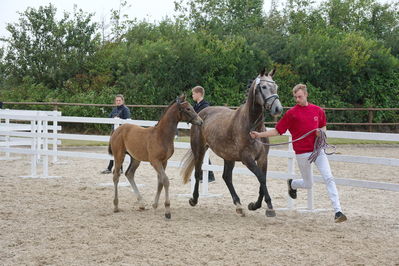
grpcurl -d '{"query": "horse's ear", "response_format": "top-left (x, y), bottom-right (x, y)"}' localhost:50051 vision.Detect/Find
top-left (176, 94), bottom-right (186, 104)
top-left (260, 67), bottom-right (266, 76)
top-left (180, 94), bottom-right (186, 102)
top-left (247, 79), bottom-right (253, 89)
top-left (268, 67), bottom-right (276, 77)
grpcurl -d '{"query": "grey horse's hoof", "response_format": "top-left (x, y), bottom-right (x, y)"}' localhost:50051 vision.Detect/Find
top-left (189, 198), bottom-right (197, 206)
top-left (248, 202), bottom-right (261, 211)
top-left (165, 213), bottom-right (171, 219)
top-left (266, 209), bottom-right (276, 217)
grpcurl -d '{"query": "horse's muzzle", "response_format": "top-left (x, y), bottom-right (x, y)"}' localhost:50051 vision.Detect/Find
top-left (191, 117), bottom-right (203, 126)
top-left (269, 99), bottom-right (283, 117)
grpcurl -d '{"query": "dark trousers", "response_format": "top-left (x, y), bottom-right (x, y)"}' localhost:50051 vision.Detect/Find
top-left (107, 160), bottom-right (123, 172)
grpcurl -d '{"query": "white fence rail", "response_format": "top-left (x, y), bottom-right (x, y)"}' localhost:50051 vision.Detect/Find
top-left (1, 109), bottom-right (398, 211)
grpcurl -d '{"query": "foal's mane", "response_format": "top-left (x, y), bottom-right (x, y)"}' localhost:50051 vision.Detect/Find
top-left (155, 98), bottom-right (179, 127)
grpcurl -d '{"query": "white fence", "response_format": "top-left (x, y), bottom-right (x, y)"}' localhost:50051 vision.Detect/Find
top-left (1, 109), bottom-right (398, 211)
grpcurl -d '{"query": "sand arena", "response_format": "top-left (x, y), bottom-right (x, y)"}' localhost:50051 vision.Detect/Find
top-left (1, 144), bottom-right (398, 265)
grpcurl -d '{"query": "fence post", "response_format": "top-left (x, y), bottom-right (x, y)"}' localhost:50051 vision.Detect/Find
top-left (52, 111), bottom-right (59, 163)
top-left (368, 109), bottom-right (374, 132)
top-left (42, 116), bottom-right (49, 177)
top-left (36, 114), bottom-right (43, 161)
top-left (29, 119), bottom-right (38, 177)
top-left (306, 163), bottom-right (314, 210)
top-left (5, 117), bottom-right (10, 158)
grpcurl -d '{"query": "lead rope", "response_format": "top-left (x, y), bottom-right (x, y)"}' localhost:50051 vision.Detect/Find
top-left (308, 130), bottom-right (336, 162)
top-left (253, 128), bottom-right (336, 162)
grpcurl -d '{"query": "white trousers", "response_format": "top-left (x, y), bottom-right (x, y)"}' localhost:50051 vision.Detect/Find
top-left (292, 151), bottom-right (342, 213)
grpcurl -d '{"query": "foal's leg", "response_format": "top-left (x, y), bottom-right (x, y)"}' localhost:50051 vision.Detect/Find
top-left (242, 157), bottom-right (275, 217)
top-left (152, 161), bottom-right (167, 210)
top-left (112, 157), bottom-right (124, 213)
top-left (152, 173), bottom-right (163, 210)
top-left (222, 160), bottom-right (245, 216)
top-left (125, 156), bottom-right (144, 210)
top-left (151, 161), bottom-right (171, 219)
top-left (161, 161), bottom-right (171, 219)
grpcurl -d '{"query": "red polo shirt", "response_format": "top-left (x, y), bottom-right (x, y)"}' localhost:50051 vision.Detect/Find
top-left (275, 104), bottom-right (326, 154)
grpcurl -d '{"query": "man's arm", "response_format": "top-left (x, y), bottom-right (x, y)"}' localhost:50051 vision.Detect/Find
top-left (250, 128), bottom-right (280, 139)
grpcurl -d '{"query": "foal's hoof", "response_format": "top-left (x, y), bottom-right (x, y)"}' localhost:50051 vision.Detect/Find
top-left (236, 208), bottom-right (246, 217)
top-left (265, 209), bottom-right (276, 217)
top-left (189, 198), bottom-right (197, 207)
top-left (248, 202), bottom-right (261, 211)
top-left (113, 208), bottom-right (120, 213)
top-left (165, 213), bottom-right (171, 219)
top-left (138, 206), bottom-right (146, 211)
top-left (152, 203), bottom-right (158, 209)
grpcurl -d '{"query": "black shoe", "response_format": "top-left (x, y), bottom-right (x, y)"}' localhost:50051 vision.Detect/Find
top-left (101, 169), bottom-right (112, 174)
top-left (208, 172), bottom-right (215, 183)
top-left (334, 211), bottom-right (347, 223)
top-left (287, 179), bottom-right (297, 199)
top-left (199, 174), bottom-right (215, 183)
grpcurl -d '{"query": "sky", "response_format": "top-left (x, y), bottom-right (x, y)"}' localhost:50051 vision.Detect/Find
top-left (0, 0), bottom-right (180, 39)
top-left (0, 0), bottom-right (393, 41)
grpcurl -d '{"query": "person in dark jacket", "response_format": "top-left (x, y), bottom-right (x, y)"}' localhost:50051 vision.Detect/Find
top-left (192, 86), bottom-right (210, 113)
top-left (101, 94), bottom-right (131, 174)
top-left (191, 86), bottom-right (215, 182)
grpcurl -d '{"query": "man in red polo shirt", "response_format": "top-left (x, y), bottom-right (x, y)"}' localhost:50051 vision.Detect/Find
top-left (250, 84), bottom-right (347, 223)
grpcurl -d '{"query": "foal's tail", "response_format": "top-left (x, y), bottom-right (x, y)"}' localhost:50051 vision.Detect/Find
top-left (108, 130), bottom-right (115, 155)
top-left (108, 142), bottom-right (112, 155)
top-left (180, 149), bottom-right (195, 184)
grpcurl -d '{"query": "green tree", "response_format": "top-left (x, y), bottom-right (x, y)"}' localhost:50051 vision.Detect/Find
top-left (1, 4), bottom-right (100, 89)
top-left (321, 0), bottom-right (399, 55)
top-left (175, 0), bottom-right (264, 35)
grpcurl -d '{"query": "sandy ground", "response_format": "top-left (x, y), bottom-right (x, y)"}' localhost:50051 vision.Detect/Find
top-left (1, 144), bottom-right (398, 266)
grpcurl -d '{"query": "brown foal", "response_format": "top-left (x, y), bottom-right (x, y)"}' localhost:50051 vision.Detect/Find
top-left (108, 95), bottom-right (203, 219)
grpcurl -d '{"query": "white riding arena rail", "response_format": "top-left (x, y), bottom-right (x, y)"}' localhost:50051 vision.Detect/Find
top-left (1, 109), bottom-right (398, 211)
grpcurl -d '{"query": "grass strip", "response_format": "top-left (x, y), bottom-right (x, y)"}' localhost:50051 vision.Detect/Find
top-left (60, 135), bottom-right (399, 146)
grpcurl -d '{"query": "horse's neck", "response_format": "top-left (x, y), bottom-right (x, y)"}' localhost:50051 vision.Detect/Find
top-left (155, 104), bottom-right (179, 139)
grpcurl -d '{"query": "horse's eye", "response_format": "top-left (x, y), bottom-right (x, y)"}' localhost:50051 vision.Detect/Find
top-left (186, 108), bottom-right (190, 111)
top-left (261, 85), bottom-right (267, 90)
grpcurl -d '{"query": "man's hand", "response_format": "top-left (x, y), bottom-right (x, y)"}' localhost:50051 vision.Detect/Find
top-left (250, 131), bottom-right (260, 139)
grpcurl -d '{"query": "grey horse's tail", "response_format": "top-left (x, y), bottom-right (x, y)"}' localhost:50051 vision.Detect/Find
top-left (181, 149), bottom-right (195, 184)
